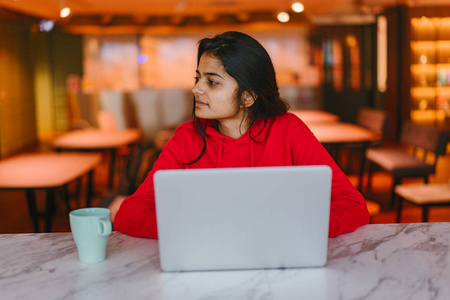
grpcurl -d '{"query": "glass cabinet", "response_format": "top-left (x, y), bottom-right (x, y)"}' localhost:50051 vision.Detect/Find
top-left (410, 17), bottom-right (450, 122)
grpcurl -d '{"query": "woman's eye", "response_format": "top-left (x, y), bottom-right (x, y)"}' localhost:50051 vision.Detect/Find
top-left (193, 76), bottom-right (218, 86)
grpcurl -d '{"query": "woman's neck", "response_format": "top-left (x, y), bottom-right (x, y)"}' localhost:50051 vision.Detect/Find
top-left (217, 118), bottom-right (250, 139)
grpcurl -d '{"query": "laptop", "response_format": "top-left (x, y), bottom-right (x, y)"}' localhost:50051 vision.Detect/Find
top-left (154, 165), bottom-right (332, 272)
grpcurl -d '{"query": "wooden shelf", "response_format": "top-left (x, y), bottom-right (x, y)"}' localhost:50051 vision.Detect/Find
top-left (410, 16), bottom-right (450, 122)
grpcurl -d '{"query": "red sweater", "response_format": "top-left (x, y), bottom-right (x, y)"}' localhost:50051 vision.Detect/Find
top-left (114, 112), bottom-right (370, 238)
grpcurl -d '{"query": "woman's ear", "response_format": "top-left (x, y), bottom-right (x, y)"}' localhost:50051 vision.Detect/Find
top-left (241, 90), bottom-right (256, 108)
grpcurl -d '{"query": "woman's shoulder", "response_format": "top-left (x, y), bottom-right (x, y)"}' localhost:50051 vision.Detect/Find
top-left (262, 113), bottom-right (311, 140)
top-left (177, 120), bottom-right (195, 131)
top-left (272, 112), bottom-right (308, 128)
top-left (160, 121), bottom-right (203, 160)
top-left (169, 121), bottom-right (202, 144)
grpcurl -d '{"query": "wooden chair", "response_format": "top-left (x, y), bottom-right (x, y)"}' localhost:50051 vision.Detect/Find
top-left (344, 107), bottom-right (389, 190)
top-left (100, 142), bottom-right (153, 223)
top-left (356, 107), bottom-right (390, 140)
top-left (395, 179), bottom-right (450, 222)
top-left (101, 130), bottom-right (174, 224)
top-left (365, 121), bottom-right (448, 208)
top-left (97, 110), bottom-right (119, 131)
top-left (356, 108), bottom-right (389, 185)
top-left (98, 89), bottom-right (127, 129)
top-left (159, 88), bottom-right (192, 129)
top-left (129, 88), bottom-right (161, 142)
top-left (366, 200), bottom-right (381, 223)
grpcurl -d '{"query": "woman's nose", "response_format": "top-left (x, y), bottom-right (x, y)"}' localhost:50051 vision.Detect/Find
top-left (192, 83), bottom-right (204, 95)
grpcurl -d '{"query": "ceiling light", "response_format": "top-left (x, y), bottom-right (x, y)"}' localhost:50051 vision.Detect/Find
top-left (60, 7), bottom-right (71, 18)
top-left (39, 20), bottom-right (55, 32)
top-left (59, 0), bottom-right (71, 18)
top-left (277, 12), bottom-right (290, 23)
top-left (291, 2), bottom-right (304, 13)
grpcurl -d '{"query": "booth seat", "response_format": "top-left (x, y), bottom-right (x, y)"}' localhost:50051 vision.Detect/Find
top-left (76, 88), bottom-right (192, 142)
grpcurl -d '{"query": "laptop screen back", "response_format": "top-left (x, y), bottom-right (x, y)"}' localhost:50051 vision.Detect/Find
top-left (154, 165), bottom-right (332, 272)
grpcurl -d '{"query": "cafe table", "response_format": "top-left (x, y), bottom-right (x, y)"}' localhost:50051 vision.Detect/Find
top-left (1, 222), bottom-right (450, 299)
top-left (308, 122), bottom-right (381, 190)
top-left (307, 122), bottom-right (379, 145)
top-left (0, 152), bottom-right (102, 233)
top-left (52, 128), bottom-right (141, 190)
top-left (290, 110), bottom-right (340, 125)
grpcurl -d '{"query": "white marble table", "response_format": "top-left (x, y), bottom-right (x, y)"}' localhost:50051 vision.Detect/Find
top-left (2, 223), bottom-right (450, 299)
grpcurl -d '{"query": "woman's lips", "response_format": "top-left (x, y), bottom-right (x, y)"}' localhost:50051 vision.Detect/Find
top-left (195, 100), bottom-right (208, 107)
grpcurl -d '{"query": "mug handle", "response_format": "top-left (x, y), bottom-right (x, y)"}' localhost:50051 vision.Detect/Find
top-left (98, 218), bottom-right (112, 236)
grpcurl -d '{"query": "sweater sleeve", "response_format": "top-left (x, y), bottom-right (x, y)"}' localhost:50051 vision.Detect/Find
top-left (114, 125), bottom-right (195, 238)
top-left (287, 115), bottom-right (370, 237)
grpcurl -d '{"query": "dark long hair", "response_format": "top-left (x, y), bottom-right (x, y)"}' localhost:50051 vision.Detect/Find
top-left (190, 31), bottom-right (289, 164)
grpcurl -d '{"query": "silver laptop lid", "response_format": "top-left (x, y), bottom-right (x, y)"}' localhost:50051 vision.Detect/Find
top-left (154, 165), bottom-right (332, 272)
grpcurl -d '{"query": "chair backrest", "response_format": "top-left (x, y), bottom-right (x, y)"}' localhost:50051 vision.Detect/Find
top-left (117, 142), bottom-right (154, 195)
top-left (356, 107), bottom-right (389, 137)
top-left (97, 110), bottom-right (119, 131)
top-left (77, 92), bottom-right (98, 127)
top-left (400, 121), bottom-right (449, 162)
top-left (159, 88), bottom-right (192, 129)
top-left (98, 90), bottom-right (127, 129)
top-left (279, 85), bottom-right (301, 109)
top-left (129, 88), bottom-right (161, 142)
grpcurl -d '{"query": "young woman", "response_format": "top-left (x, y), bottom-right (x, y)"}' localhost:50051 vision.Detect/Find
top-left (114, 31), bottom-right (370, 238)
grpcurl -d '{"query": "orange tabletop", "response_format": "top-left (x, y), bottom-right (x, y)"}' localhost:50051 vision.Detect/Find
top-left (308, 122), bottom-right (380, 144)
top-left (52, 128), bottom-right (141, 150)
top-left (308, 122), bottom-right (381, 191)
top-left (0, 152), bottom-right (102, 232)
top-left (0, 152), bottom-right (102, 189)
top-left (291, 110), bottom-right (340, 125)
top-left (52, 128), bottom-right (141, 189)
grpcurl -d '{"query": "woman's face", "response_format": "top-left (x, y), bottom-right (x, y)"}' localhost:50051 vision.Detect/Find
top-left (192, 54), bottom-right (244, 124)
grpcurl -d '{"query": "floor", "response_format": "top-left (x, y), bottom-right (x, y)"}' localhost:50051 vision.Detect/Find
top-left (0, 144), bottom-right (449, 234)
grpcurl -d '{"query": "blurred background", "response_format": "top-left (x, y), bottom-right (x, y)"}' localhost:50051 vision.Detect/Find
top-left (1, 0), bottom-right (450, 233)
top-left (1, 0), bottom-right (450, 154)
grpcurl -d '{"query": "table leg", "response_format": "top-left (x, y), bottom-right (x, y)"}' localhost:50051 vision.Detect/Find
top-left (86, 170), bottom-right (95, 207)
top-left (396, 195), bottom-right (403, 223)
top-left (25, 189), bottom-right (40, 233)
top-left (108, 149), bottom-right (116, 190)
top-left (324, 144), bottom-right (338, 162)
top-left (422, 206), bottom-right (429, 222)
top-left (63, 185), bottom-right (71, 213)
top-left (44, 188), bottom-right (55, 232)
top-left (358, 144), bottom-right (368, 191)
top-left (335, 146), bottom-right (342, 168)
top-left (331, 145), bottom-right (343, 169)
top-left (74, 178), bottom-right (82, 208)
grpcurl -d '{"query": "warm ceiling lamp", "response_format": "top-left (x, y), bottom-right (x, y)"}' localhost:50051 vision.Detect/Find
top-left (291, 2), bottom-right (304, 13)
top-left (59, 0), bottom-right (71, 18)
top-left (277, 12), bottom-right (290, 23)
top-left (60, 7), bottom-right (71, 18)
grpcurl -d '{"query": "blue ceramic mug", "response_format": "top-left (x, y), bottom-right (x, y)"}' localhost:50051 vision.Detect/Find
top-left (69, 207), bottom-right (112, 264)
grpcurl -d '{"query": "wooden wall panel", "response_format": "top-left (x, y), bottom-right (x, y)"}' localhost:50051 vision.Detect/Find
top-left (0, 19), bottom-right (37, 158)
